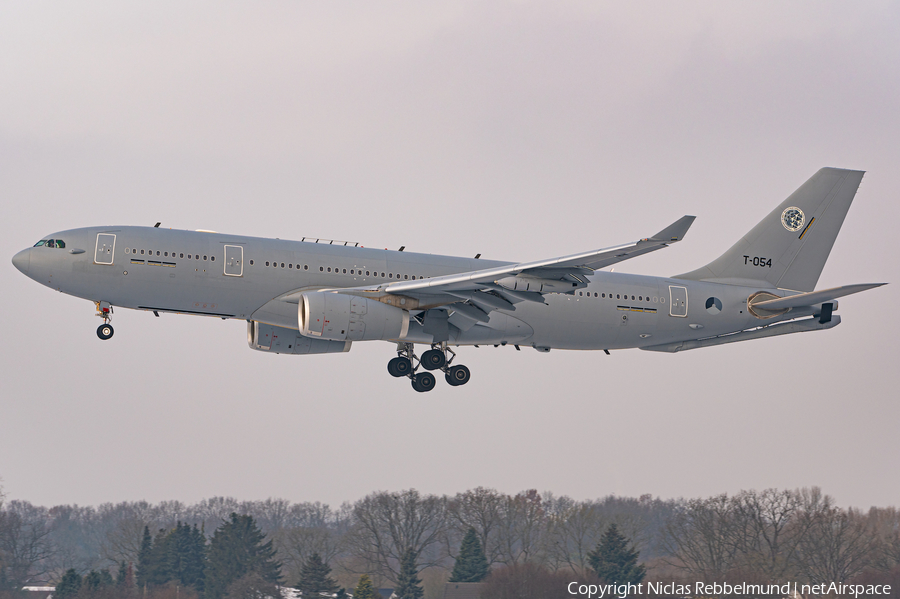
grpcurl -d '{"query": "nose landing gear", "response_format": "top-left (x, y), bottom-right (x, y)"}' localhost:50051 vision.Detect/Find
top-left (388, 342), bottom-right (471, 392)
top-left (95, 301), bottom-right (114, 340)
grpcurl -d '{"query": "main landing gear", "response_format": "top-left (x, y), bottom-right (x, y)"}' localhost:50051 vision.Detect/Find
top-left (95, 301), bottom-right (115, 340)
top-left (387, 342), bottom-right (471, 392)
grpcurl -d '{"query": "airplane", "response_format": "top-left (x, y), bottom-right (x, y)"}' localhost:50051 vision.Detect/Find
top-left (12, 167), bottom-right (885, 392)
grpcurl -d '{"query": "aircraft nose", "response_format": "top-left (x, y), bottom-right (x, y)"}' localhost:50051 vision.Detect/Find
top-left (12, 248), bottom-right (31, 275)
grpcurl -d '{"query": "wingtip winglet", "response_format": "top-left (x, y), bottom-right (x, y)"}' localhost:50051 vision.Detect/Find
top-left (651, 215), bottom-right (696, 243)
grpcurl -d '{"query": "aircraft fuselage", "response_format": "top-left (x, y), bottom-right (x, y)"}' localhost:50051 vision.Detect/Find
top-left (13, 225), bottom-right (803, 352)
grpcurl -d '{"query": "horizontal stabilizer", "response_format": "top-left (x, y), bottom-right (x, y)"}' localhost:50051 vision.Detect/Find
top-left (751, 283), bottom-right (886, 311)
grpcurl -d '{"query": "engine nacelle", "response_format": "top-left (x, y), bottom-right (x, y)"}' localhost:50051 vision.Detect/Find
top-left (248, 321), bottom-right (351, 354)
top-left (299, 291), bottom-right (410, 342)
top-left (496, 276), bottom-right (579, 294)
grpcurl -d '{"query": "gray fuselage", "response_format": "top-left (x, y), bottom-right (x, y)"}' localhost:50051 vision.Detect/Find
top-left (13, 225), bottom-right (800, 352)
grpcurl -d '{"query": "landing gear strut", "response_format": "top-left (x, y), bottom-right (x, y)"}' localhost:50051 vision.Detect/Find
top-left (388, 342), bottom-right (471, 392)
top-left (95, 301), bottom-right (114, 340)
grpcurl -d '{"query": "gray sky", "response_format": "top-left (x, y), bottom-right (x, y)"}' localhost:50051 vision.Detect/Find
top-left (2, 1), bottom-right (898, 510)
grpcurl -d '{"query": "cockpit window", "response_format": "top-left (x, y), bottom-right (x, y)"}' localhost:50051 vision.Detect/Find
top-left (32, 239), bottom-right (66, 248)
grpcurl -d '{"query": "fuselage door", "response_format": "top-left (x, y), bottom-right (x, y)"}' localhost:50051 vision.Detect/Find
top-left (94, 233), bottom-right (116, 265)
top-left (669, 285), bottom-right (688, 317)
top-left (224, 245), bottom-right (243, 277)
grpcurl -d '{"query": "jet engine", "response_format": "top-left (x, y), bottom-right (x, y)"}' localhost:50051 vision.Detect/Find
top-left (299, 291), bottom-right (410, 342)
top-left (248, 321), bottom-right (351, 354)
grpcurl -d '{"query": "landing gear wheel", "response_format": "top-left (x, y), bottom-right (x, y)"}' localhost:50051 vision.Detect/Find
top-left (446, 364), bottom-right (471, 386)
top-left (97, 323), bottom-right (114, 340)
top-left (411, 372), bottom-right (436, 393)
top-left (421, 349), bottom-right (446, 371)
top-left (388, 357), bottom-right (412, 378)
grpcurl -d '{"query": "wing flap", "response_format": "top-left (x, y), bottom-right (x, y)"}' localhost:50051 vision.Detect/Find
top-left (380, 215), bottom-right (695, 296)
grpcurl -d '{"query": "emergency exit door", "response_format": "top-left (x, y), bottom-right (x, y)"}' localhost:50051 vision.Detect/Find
top-left (224, 245), bottom-right (243, 276)
top-left (669, 285), bottom-right (688, 317)
top-left (94, 234), bottom-right (116, 265)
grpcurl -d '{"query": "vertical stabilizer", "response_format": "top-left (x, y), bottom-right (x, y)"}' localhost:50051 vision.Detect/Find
top-left (674, 168), bottom-right (864, 291)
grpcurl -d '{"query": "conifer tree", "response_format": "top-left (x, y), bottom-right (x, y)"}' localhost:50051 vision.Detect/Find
top-left (449, 528), bottom-right (490, 583)
top-left (296, 552), bottom-right (339, 596)
top-left (54, 569), bottom-right (82, 599)
top-left (136, 525), bottom-right (153, 588)
top-left (83, 569), bottom-right (110, 590)
top-left (353, 574), bottom-right (377, 599)
top-left (394, 548), bottom-right (424, 599)
top-left (167, 522), bottom-right (207, 592)
top-left (116, 561), bottom-right (128, 586)
top-left (99, 569), bottom-right (115, 587)
top-left (146, 527), bottom-right (172, 586)
top-left (204, 513), bottom-right (282, 599)
top-left (586, 523), bottom-right (646, 585)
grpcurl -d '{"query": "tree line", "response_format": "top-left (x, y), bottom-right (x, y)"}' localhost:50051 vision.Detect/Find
top-left (2, 486), bottom-right (899, 598)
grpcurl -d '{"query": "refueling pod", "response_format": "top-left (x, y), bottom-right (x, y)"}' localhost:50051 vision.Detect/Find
top-left (496, 276), bottom-right (580, 294)
top-left (299, 291), bottom-right (410, 342)
top-left (248, 321), bottom-right (351, 354)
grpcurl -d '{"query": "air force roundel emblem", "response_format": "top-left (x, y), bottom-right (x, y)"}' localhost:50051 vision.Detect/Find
top-left (781, 207), bottom-right (805, 232)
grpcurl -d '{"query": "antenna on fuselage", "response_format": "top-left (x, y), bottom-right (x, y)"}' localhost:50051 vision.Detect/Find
top-left (154, 222), bottom-right (161, 228)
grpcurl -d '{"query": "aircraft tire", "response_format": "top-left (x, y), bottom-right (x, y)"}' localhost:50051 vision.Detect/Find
top-left (421, 349), bottom-right (446, 370)
top-left (394, 357), bottom-right (411, 376)
top-left (446, 364), bottom-right (470, 386)
top-left (412, 372), bottom-right (436, 393)
top-left (97, 324), bottom-right (114, 340)
top-left (388, 356), bottom-right (406, 377)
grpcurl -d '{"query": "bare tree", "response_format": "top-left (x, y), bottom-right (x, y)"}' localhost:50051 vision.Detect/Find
top-left (273, 502), bottom-right (351, 584)
top-left (495, 490), bottom-right (548, 566)
top-left (867, 507), bottom-right (900, 572)
top-left (348, 490), bottom-right (447, 582)
top-left (544, 496), bottom-right (607, 572)
top-left (662, 494), bottom-right (742, 579)
top-left (446, 487), bottom-right (506, 566)
top-left (0, 501), bottom-right (54, 587)
top-left (729, 488), bottom-right (816, 578)
top-left (794, 505), bottom-right (876, 583)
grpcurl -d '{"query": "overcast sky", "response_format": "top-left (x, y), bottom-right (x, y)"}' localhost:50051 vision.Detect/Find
top-left (1, 1), bottom-right (898, 511)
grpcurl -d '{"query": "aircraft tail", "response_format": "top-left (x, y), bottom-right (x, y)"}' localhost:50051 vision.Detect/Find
top-left (674, 168), bottom-right (865, 291)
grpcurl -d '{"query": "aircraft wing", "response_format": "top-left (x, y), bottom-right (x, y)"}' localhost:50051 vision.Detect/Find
top-left (326, 215), bottom-right (695, 330)
top-left (750, 283), bottom-right (886, 311)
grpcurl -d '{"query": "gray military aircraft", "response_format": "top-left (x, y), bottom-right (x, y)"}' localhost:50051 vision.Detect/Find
top-left (12, 167), bottom-right (885, 392)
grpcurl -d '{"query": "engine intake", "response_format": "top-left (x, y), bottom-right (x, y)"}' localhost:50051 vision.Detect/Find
top-left (299, 291), bottom-right (410, 342)
top-left (248, 321), bottom-right (351, 354)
